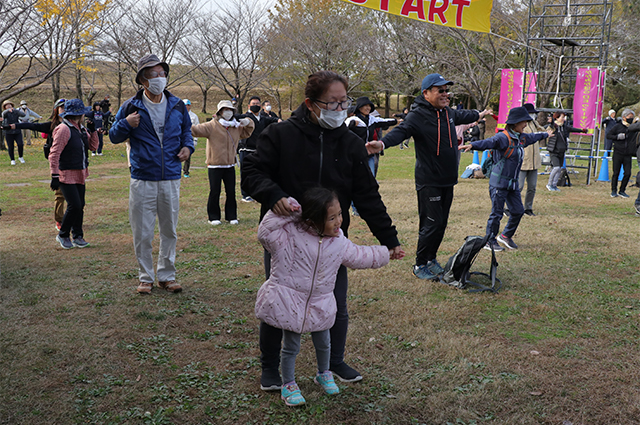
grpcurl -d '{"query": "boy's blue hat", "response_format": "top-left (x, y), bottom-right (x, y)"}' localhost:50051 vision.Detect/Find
top-left (506, 106), bottom-right (533, 124)
top-left (421, 73), bottom-right (454, 91)
top-left (60, 99), bottom-right (91, 117)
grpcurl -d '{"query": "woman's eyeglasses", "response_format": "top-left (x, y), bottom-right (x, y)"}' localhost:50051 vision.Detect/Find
top-left (313, 97), bottom-right (353, 111)
top-left (146, 70), bottom-right (168, 79)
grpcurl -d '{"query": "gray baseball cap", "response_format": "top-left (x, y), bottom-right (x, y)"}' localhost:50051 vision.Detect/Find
top-left (135, 54), bottom-right (169, 85)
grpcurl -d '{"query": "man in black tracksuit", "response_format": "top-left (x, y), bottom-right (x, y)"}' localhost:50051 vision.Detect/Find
top-left (379, 73), bottom-right (492, 280)
top-left (238, 96), bottom-right (279, 202)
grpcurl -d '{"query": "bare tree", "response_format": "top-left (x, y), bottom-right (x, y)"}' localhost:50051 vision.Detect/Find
top-left (0, 0), bottom-right (79, 103)
top-left (265, 0), bottom-right (377, 96)
top-left (182, 0), bottom-right (275, 112)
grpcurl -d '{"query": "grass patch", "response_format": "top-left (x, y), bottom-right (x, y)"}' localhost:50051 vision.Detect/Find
top-left (1, 142), bottom-right (640, 424)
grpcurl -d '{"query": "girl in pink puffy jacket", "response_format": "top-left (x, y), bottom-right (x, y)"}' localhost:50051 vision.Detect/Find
top-left (255, 187), bottom-right (398, 406)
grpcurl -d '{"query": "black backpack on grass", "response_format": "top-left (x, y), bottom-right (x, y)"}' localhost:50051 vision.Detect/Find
top-left (441, 234), bottom-right (501, 293)
top-left (557, 169), bottom-right (572, 187)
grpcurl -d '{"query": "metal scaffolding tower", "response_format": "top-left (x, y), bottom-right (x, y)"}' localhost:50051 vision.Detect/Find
top-left (523, 0), bottom-right (613, 184)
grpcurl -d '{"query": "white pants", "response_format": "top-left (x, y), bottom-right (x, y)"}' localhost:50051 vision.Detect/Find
top-left (129, 179), bottom-right (180, 283)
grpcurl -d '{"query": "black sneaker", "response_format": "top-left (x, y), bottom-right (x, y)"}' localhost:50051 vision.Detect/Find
top-left (497, 234), bottom-right (518, 250)
top-left (483, 240), bottom-right (504, 252)
top-left (260, 368), bottom-right (282, 391)
top-left (634, 204), bottom-right (640, 216)
top-left (330, 362), bottom-right (362, 382)
top-left (524, 209), bottom-right (536, 217)
top-left (503, 209), bottom-right (511, 218)
top-left (618, 192), bottom-right (630, 198)
top-left (611, 191), bottom-right (618, 198)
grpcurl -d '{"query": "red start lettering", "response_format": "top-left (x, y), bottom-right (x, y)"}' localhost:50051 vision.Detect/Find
top-left (401, 0), bottom-right (426, 20)
top-left (428, 0), bottom-right (448, 24)
top-left (380, 0), bottom-right (390, 11)
top-left (349, 0), bottom-right (367, 4)
top-left (452, 0), bottom-right (471, 27)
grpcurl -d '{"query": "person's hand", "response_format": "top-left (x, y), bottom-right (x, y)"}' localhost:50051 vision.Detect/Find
top-left (366, 140), bottom-right (384, 155)
top-left (126, 111), bottom-right (140, 128)
top-left (479, 108), bottom-right (493, 118)
top-left (277, 119), bottom-right (283, 123)
top-left (459, 144), bottom-right (473, 152)
top-left (177, 146), bottom-right (191, 162)
top-left (50, 175), bottom-right (60, 191)
top-left (582, 128), bottom-right (588, 133)
top-left (389, 246), bottom-right (405, 260)
top-left (617, 133), bottom-right (626, 140)
top-left (271, 197), bottom-right (299, 216)
top-left (239, 118), bottom-right (251, 126)
top-left (546, 128), bottom-right (554, 137)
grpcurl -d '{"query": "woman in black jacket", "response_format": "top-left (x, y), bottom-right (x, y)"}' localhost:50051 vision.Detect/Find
top-left (607, 109), bottom-right (639, 198)
top-left (242, 70), bottom-right (404, 391)
top-left (545, 112), bottom-right (587, 191)
top-left (12, 99), bottom-right (67, 229)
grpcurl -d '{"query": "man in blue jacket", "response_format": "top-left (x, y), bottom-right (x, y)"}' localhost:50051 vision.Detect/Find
top-left (109, 54), bottom-right (194, 295)
top-left (371, 73), bottom-right (492, 280)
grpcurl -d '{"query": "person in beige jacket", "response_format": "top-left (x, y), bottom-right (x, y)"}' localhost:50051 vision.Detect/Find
top-left (191, 100), bottom-right (254, 225)
top-left (519, 103), bottom-right (547, 216)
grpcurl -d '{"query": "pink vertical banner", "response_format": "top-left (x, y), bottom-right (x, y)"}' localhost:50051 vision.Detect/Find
top-left (524, 72), bottom-right (537, 105)
top-left (497, 69), bottom-right (524, 130)
top-left (573, 68), bottom-right (600, 134)
top-left (594, 69), bottom-right (606, 129)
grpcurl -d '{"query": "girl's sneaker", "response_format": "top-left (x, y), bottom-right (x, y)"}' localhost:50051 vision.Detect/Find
top-left (314, 371), bottom-right (340, 395)
top-left (281, 382), bottom-right (305, 406)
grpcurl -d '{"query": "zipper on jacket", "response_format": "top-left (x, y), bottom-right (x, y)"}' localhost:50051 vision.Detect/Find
top-left (301, 237), bottom-right (323, 332)
top-left (318, 131), bottom-right (324, 183)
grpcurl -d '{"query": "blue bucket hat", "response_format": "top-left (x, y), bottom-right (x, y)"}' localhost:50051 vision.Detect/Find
top-left (60, 99), bottom-right (91, 117)
top-left (421, 73), bottom-right (454, 91)
top-left (506, 106), bottom-right (533, 124)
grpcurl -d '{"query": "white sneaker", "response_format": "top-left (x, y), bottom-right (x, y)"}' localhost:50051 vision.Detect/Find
top-left (10, 160), bottom-right (16, 165)
top-left (208, 220), bottom-right (222, 226)
top-left (229, 219), bottom-right (239, 225)
top-left (18, 157), bottom-right (25, 163)
top-left (91, 152), bottom-right (96, 156)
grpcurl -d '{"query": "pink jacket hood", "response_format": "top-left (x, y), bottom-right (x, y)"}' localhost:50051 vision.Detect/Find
top-left (255, 198), bottom-right (389, 334)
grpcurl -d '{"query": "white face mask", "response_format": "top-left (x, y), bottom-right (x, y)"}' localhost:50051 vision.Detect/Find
top-left (265, 105), bottom-right (272, 112)
top-left (221, 110), bottom-right (233, 121)
top-left (314, 104), bottom-right (347, 129)
top-left (146, 77), bottom-right (167, 96)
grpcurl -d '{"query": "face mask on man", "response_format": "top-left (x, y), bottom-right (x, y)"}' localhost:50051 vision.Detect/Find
top-left (626, 117), bottom-right (634, 124)
top-left (221, 110), bottom-right (234, 121)
top-left (265, 105), bottom-right (272, 112)
top-left (249, 105), bottom-right (261, 113)
top-left (313, 105), bottom-right (347, 129)
top-left (146, 77), bottom-right (167, 96)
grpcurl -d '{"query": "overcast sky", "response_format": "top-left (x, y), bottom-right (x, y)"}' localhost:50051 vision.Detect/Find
top-left (201, 0), bottom-right (275, 14)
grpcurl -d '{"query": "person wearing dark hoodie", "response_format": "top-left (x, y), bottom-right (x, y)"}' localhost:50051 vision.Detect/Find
top-left (86, 101), bottom-right (110, 156)
top-left (242, 70), bottom-right (404, 391)
top-left (237, 96), bottom-right (280, 202)
top-left (348, 96), bottom-right (397, 177)
top-left (607, 109), bottom-right (639, 198)
top-left (371, 73), bottom-right (492, 281)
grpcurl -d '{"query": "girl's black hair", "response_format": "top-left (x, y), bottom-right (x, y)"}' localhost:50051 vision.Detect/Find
top-left (298, 187), bottom-right (339, 236)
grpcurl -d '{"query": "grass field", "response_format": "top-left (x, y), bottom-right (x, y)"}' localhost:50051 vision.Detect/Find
top-left (1, 137), bottom-right (640, 425)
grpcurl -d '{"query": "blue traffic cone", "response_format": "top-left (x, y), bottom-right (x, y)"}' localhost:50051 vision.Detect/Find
top-left (597, 156), bottom-right (610, 182)
top-left (472, 151), bottom-right (480, 165)
top-left (481, 150), bottom-right (489, 164)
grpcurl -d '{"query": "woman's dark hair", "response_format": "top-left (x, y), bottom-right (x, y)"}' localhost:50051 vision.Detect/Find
top-left (553, 111), bottom-right (565, 120)
top-left (504, 123), bottom-right (517, 133)
top-left (305, 71), bottom-right (348, 100)
top-left (298, 187), bottom-right (339, 236)
top-left (49, 104), bottom-right (63, 132)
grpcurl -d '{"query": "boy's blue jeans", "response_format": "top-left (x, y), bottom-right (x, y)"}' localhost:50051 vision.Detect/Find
top-left (486, 186), bottom-right (524, 240)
